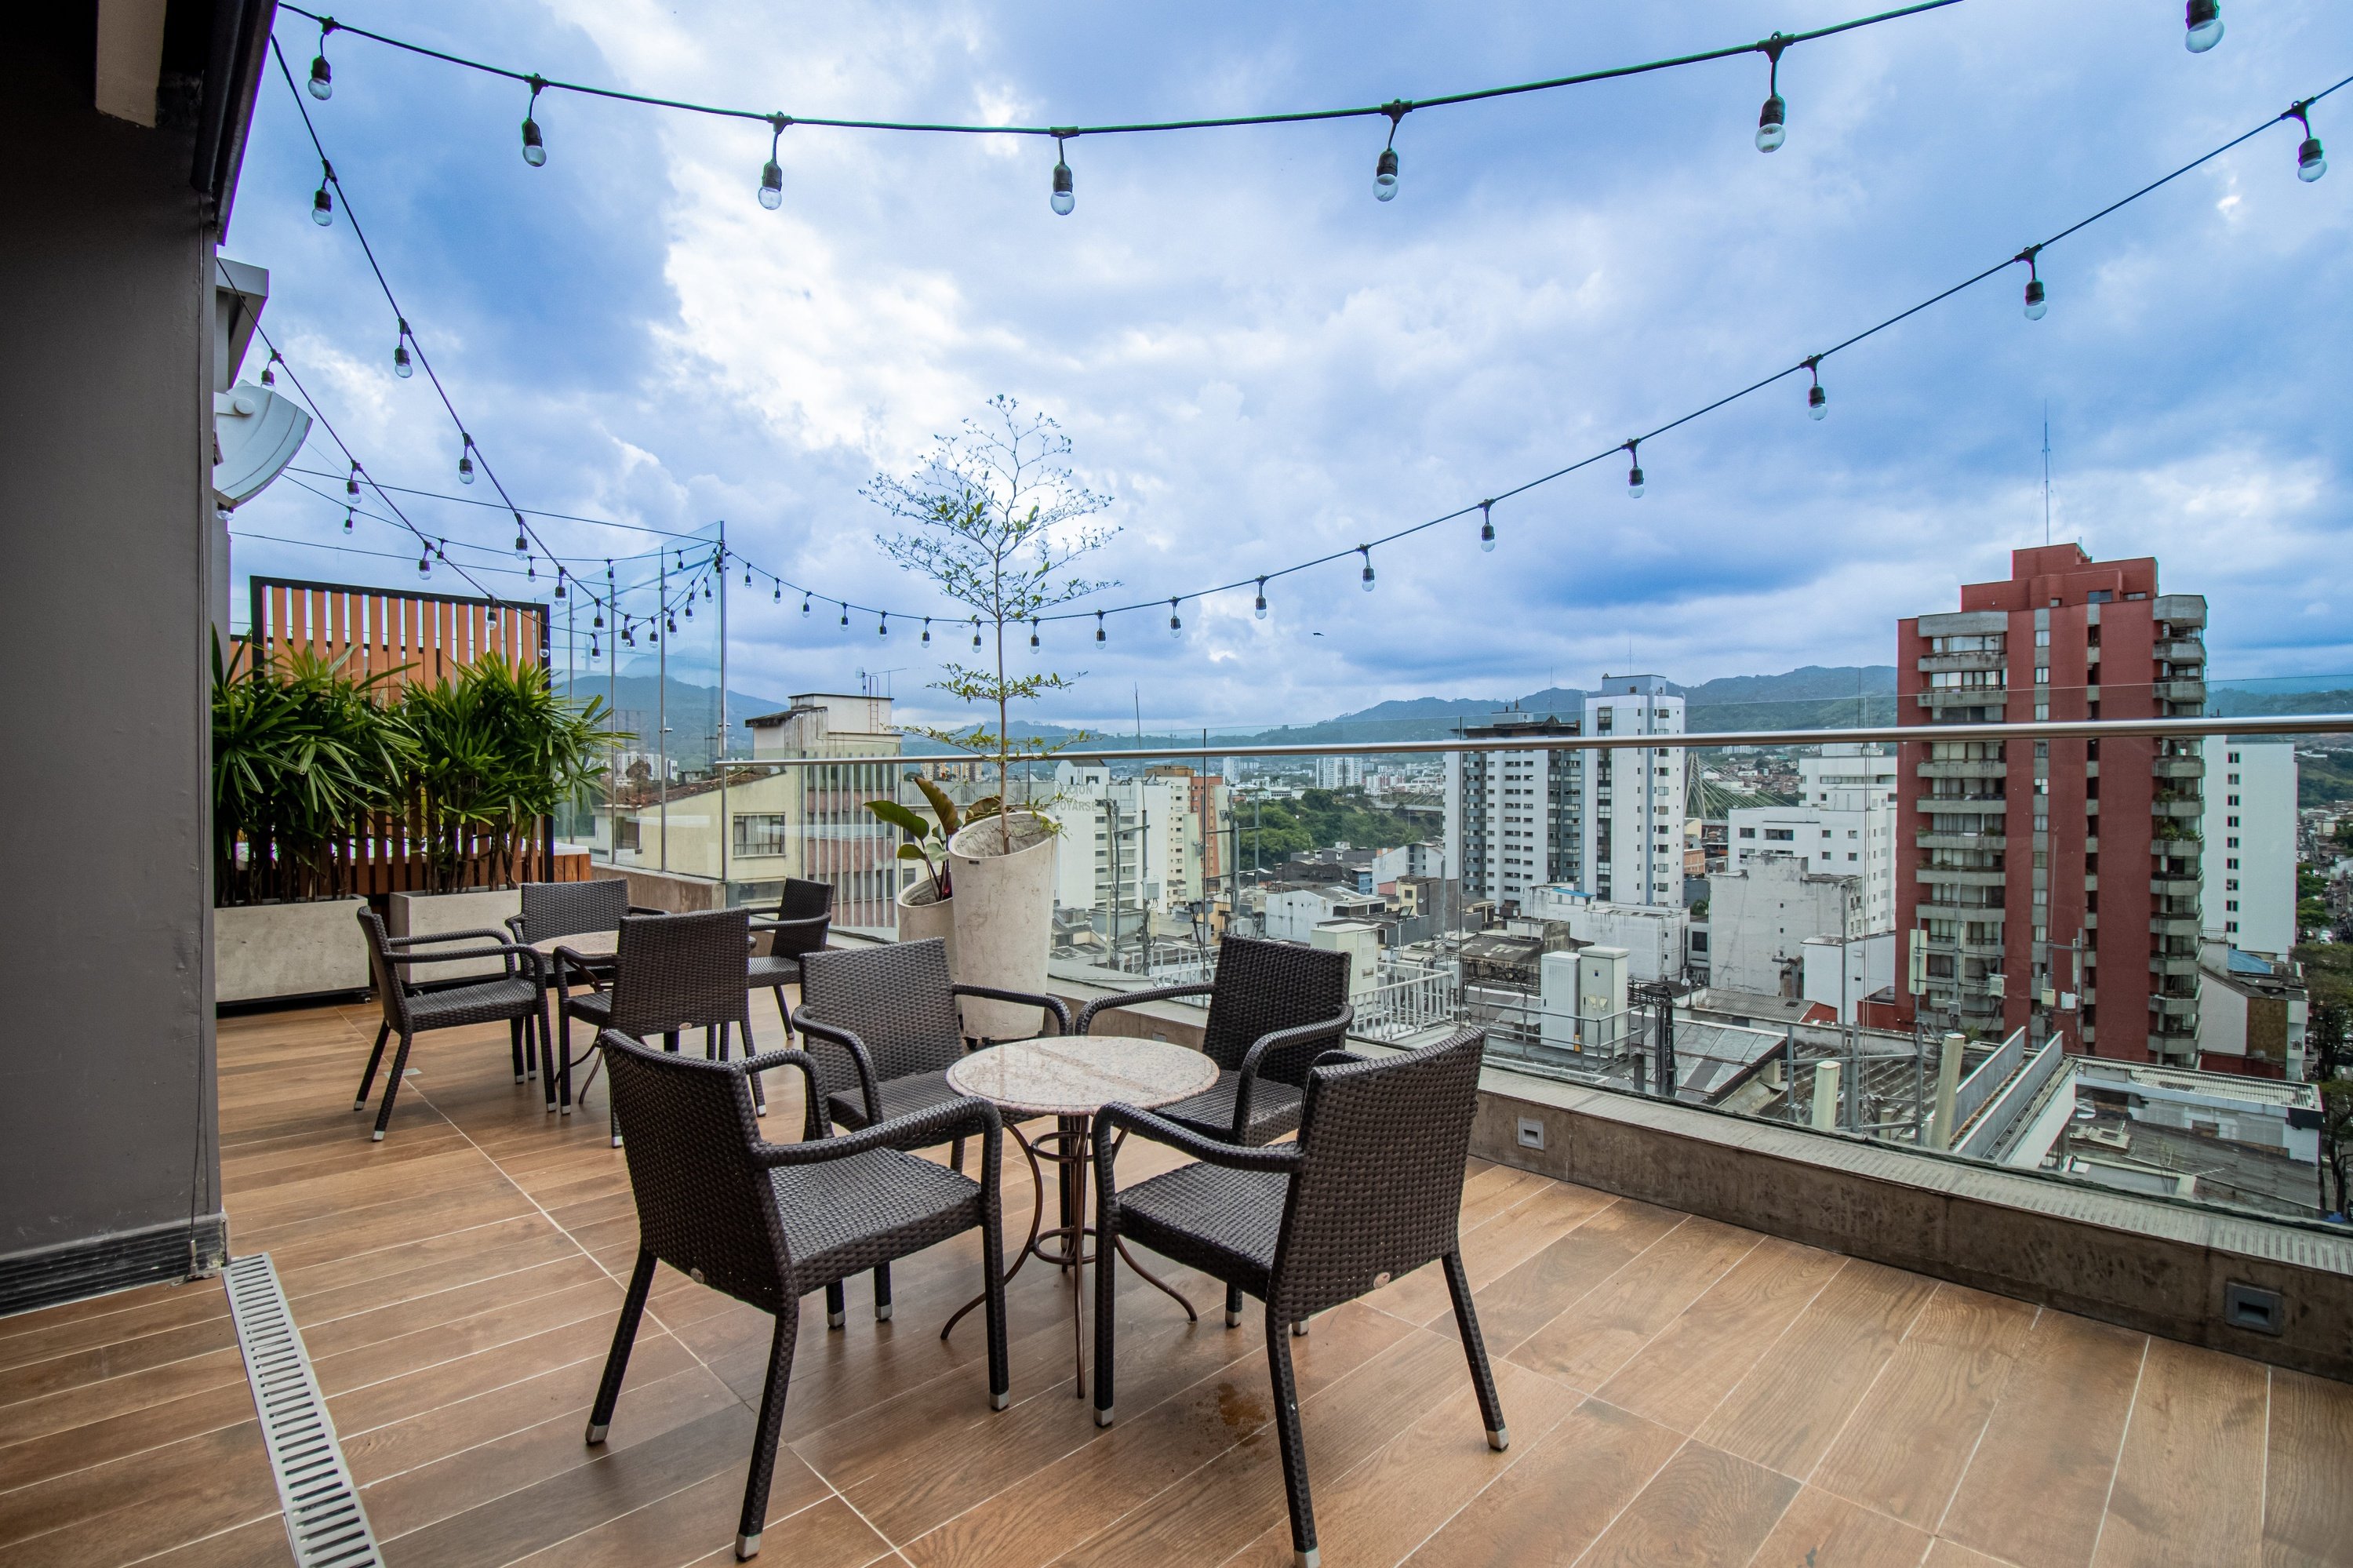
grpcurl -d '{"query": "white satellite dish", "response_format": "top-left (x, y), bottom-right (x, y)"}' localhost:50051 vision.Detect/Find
top-left (213, 381), bottom-right (310, 509)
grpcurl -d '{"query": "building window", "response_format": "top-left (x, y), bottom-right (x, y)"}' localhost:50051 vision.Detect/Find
top-left (733, 813), bottom-right (789, 856)
top-left (1738, 827), bottom-right (1755, 839)
top-left (1765, 828), bottom-right (1795, 841)
top-left (615, 817), bottom-right (642, 853)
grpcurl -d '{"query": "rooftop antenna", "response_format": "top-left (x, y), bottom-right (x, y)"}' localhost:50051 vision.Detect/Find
top-left (2042, 402), bottom-right (2053, 546)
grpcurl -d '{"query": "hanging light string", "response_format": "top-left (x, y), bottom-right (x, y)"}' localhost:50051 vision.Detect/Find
top-left (279, 1), bottom-right (1968, 184)
top-left (281, 465), bottom-right (711, 540)
top-left (258, 69), bottom-right (2343, 639)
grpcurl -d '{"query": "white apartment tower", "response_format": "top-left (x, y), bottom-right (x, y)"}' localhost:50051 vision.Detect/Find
top-left (1582, 677), bottom-right (1686, 907)
top-left (1445, 715), bottom-right (1584, 914)
top-left (2203, 737), bottom-right (2296, 958)
top-left (1726, 744), bottom-right (1900, 932)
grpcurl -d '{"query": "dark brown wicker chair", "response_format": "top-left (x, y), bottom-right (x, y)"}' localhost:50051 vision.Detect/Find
top-left (353, 908), bottom-right (547, 1141)
top-left (586, 1028), bottom-right (1009, 1561)
top-left (794, 937), bottom-right (1071, 1326)
top-left (1089, 1027), bottom-right (1504, 1568)
top-left (745, 877), bottom-right (831, 1037)
top-left (506, 879), bottom-right (662, 1106)
top-left (557, 908), bottom-right (755, 1140)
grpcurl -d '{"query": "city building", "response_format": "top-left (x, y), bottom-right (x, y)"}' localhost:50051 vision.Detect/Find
top-left (1897, 545), bottom-right (2207, 1061)
top-left (1262, 883), bottom-right (1386, 942)
top-left (1726, 744), bottom-right (1900, 931)
top-left (1584, 676), bottom-right (1687, 907)
top-left (1444, 714), bottom-right (1584, 914)
top-left (2203, 737), bottom-right (2296, 958)
top-left (1707, 854), bottom-right (1869, 998)
top-left (1047, 762), bottom-right (1206, 938)
top-left (2196, 942), bottom-right (2309, 1080)
top-left (1519, 886), bottom-right (1689, 984)
top-left (1314, 754), bottom-right (1366, 791)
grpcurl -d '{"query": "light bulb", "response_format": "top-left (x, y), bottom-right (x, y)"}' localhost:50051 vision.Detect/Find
top-left (311, 185), bottom-right (333, 226)
top-left (521, 118), bottom-right (545, 167)
top-left (1169, 601), bottom-right (1184, 638)
top-left (308, 53), bottom-right (333, 100)
top-left (590, 636), bottom-right (600, 659)
top-left (1051, 155), bottom-right (1074, 216)
top-left (1756, 94), bottom-right (1787, 153)
top-left (417, 549), bottom-right (431, 577)
top-left (392, 340), bottom-right (412, 379)
top-left (2184, 0), bottom-right (2223, 52)
top-left (1096, 613), bottom-right (1106, 644)
top-left (841, 605), bottom-right (850, 627)
top-left (515, 522), bottom-right (529, 553)
top-left (260, 356), bottom-right (276, 387)
top-left (772, 584), bottom-right (780, 603)
top-left (1254, 578), bottom-right (1268, 619)
top-left (683, 601), bottom-right (693, 620)
top-left (2298, 136), bottom-right (2327, 182)
top-left (878, 616), bottom-right (889, 636)
top-left (1375, 147), bottom-right (1399, 202)
top-left (758, 160), bottom-right (783, 209)
top-left (1030, 622), bottom-right (1040, 648)
top-left (527, 558), bottom-right (537, 581)
top-left (555, 570), bottom-right (568, 599)
top-left (2024, 278), bottom-right (2047, 320)
top-left (1808, 383), bottom-right (1827, 420)
top-left (342, 508), bottom-right (353, 533)
top-left (1626, 446), bottom-right (1646, 499)
top-left (346, 466), bottom-right (360, 498)
top-left (458, 450), bottom-right (475, 484)
top-left (801, 594), bottom-right (811, 616)
top-left (1478, 505), bottom-right (1495, 552)
top-left (1360, 551), bottom-right (1376, 591)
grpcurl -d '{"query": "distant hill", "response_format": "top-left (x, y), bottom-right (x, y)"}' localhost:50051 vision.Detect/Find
top-left (2208, 685), bottom-right (2353, 720)
top-left (557, 667), bottom-right (793, 769)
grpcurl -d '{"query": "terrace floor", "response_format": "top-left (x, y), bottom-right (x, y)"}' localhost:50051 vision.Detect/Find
top-left (2, 1000), bottom-right (2350, 1567)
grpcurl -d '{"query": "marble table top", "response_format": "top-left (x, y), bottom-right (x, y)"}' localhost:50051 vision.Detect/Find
top-left (533, 930), bottom-right (620, 960)
top-left (947, 1036), bottom-right (1219, 1119)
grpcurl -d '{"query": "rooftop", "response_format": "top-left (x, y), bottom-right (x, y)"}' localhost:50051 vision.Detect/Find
top-left (2, 1000), bottom-right (2344, 1565)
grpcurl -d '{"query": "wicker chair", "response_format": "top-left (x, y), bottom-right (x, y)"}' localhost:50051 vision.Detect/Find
top-left (587, 1028), bottom-right (1008, 1561)
top-left (1089, 1027), bottom-right (1503, 1568)
top-left (353, 908), bottom-right (547, 1141)
top-left (794, 937), bottom-right (1071, 1326)
top-left (745, 877), bottom-right (831, 1037)
top-left (1075, 937), bottom-right (1354, 1148)
top-left (505, 879), bottom-right (662, 1107)
top-left (557, 908), bottom-right (755, 1140)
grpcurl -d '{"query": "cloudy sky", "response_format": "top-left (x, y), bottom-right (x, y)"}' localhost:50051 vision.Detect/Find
top-left (224, 0), bottom-right (2352, 729)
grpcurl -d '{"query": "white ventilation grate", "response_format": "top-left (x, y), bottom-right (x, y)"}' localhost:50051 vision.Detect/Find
top-left (224, 1253), bottom-right (384, 1568)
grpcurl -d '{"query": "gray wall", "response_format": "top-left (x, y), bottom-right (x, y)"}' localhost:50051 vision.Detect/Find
top-left (0, 10), bottom-right (224, 1304)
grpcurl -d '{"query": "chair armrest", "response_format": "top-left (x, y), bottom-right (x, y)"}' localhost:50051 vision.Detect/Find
top-left (1313, 1049), bottom-right (1373, 1070)
top-left (626, 904), bottom-right (667, 917)
top-left (386, 942), bottom-right (540, 980)
top-left (386, 927), bottom-right (515, 948)
top-left (1093, 1102), bottom-right (1304, 1175)
top-left (549, 945), bottom-right (608, 991)
top-left (789, 1016), bottom-right (884, 1126)
top-left (749, 913), bottom-right (831, 937)
top-left (952, 984), bottom-right (1073, 1036)
top-left (1230, 1006), bottom-right (1354, 1133)
top-left (1074, 983), bottom-right (1214, 1035)
top-left (753, 1094), bottom-right (1000, 1166)
top-left (504, 914), bottom-right (527, 941)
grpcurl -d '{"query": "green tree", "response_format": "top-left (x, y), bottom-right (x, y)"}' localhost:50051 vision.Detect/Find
top-left (867, 396), bottom-right (1115, 846)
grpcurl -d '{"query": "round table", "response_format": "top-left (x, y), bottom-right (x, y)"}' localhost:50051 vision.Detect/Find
top-left (944, 1036), bottom-right (1218, 1397)
top-left (530, 930), bottom-right (619, 961)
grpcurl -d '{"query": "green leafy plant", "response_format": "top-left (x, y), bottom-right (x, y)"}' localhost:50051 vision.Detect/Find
top-left (212, 638), bottom-right (413, 906)
top-left (866, 395), bottom-right (1115, 852)
top-left (865, 774), bottom-right (965, 898)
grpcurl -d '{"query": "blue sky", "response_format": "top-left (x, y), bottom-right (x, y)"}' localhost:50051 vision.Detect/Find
top-left (224, 0), bottom-right (2352, 729)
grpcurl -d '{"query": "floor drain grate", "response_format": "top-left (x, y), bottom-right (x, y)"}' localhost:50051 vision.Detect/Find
top-left (224, 1253), bottom-right (384, 1568)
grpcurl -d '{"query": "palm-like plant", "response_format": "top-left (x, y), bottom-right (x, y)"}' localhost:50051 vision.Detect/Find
top-left (866, 774), bottom-right (965, 899)
top-left (402, 659), bottom-right (620, 892)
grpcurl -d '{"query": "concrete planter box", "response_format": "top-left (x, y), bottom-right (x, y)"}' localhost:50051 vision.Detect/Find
top-left (215, 897), bottom-right (369, 1003)
top-left (947, 813), bottom-right (1056, 1041)
top-left (896, 878), bottom-right (957, 977)
top-left (388, 888), bottom-right (525, 983)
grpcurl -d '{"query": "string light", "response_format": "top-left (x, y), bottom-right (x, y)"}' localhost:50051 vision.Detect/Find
top-left (593, 601), bottom-right (602, 628)
top-left (1030, 620), bottom-right (1040, 648)
top-left (922, 617), bottom-right (932, 645)
top-left (1478, 501), bottom-right (1495, 552)
top-left (1169, 599), bottom-right (1183, 638)
top-left (2184, 0), bottom-right (2223, 53)
top-left (801, 593), bottom-right (811, 616)
top-left (1804, 356), bottom-right (1827, 419)
top-left (1624, 441), bottom-right (1645, 498)
top-left (391, 320), bottom-right (412, 377)
top-left (1254, 577), bottom-right (1267, 618)
top-left (521, 75), bottom-right (547, 166)
top-left (513, 514), bottom-right (529, 552)
top-left (1097, 611), bottom-right (1107, 643)
top-left (841, 602), bottom-right (850, 627)
top-left (1756, 35), bottom-right (1788, 152)
top-left (878, 613), bottom-right (889, 635)
top-left (1375, 102), bottom-right (1408, 202)
top-left (437, 538), bottom-right (447, 560)
top-left (341, 505), bottom-right (353, 533)
top-left (345, 462), bottom-right (361, 498)
top-left (2018, 245), bottom-right (2046, 319)
top-left (311, 175), bottom-right (333, 225)
top-left (971, 617), bottom-right (982, 648)
top-left (589, 632), bottom-right (600, 659)
top-left (773, 583), bottom-right (780, 602)
top-left (260, 352), bottom-right (278, 387)
top-left (417, 545), bottom-right (431, 577)
top-left (457, 435), bottom-right (475, 484)
top-left (1359, 548), bottom-right (1376, 591)
top-left (759, 114), bottom-right (787, 209)
top-left (1050, 133), bottom-right (1075, 216)
top-left (307, 20), bottom-right (335, 98)
top-left (2290, 101), bottom-right (2327, 181)
top-left (526, 555), bottom-right (537, 581)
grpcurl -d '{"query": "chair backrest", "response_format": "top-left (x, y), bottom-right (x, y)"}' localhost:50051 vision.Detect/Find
top-left (606, 908), bottom-right (752, 1038)
top-left (769, 878), bottom-right (835, 959)
top-left (599, 1030), bottom-right (791, 1312)
top-left (356, 907), bottom-right (418, 1034)
top-left (1270, 1027), bottom-right (1486, 1322)
top-left (1200, 937), bottom-right (1353, 1082)
top-left (797, 939), bottom-right (965, 1101)
top-left (516, 879), bottom-right (631, 945)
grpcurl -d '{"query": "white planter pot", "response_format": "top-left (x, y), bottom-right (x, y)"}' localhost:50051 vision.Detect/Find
top-left (896, 877), bottom-right (957, 978)
top-left (947, 812), bottom-right (1056, 1041)
top-left (387, 888), bottom-right (525, 984)
top-left (215, 897), bottom-right (369, 1003)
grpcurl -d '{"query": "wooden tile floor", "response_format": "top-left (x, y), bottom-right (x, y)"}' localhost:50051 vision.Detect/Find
top-left (2, 999), bottom-right (2350, 1567)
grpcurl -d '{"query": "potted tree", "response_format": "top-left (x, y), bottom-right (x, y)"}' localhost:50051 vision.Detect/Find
top-left (867, 774), bottom-right (963, 966)
top-left (212, 640), bottom-right (411, 1002)
top-left (867, 396), bottom-right (1115, 1039)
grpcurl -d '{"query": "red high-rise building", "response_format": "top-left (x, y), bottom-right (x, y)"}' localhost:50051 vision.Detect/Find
top-left (1896, 546), bottom-right (2207, 1061)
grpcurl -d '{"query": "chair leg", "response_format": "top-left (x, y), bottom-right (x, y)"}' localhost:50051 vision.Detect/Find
top-left (586, 1248), bottom-right (656, 1444)
top-left (735, 1309), bottom-right (798, 1559)
top-left (950, 1137), bottom-right (966, 1174)
top-left (1441, 1250), bottom-right (1509, 1450)
top-left (539, 1005), bottom-right (558, 1114)
top-left (984, 1194), bottom-right (1011, 1413)
top-left (825, 1281), bottom-right (846, 1330)
top-left (1092, 1176), bottom-right (1117, 1427)
top-left (558, 1005), bottom-right (577, 1116)
top-left (370, 1032), bottom-right (416, 1141)
top-left (1226, 1283), bottom-right (1244, 1329)
top-left (873, 1264), bottom-right (893, 1322)
top-left (355, 1022), bottom-right (391, 1111)
top-left (510, 1017), bottom-right (526, 1082)
top-left (1265, 1307), bottom-right (1318, 1568)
